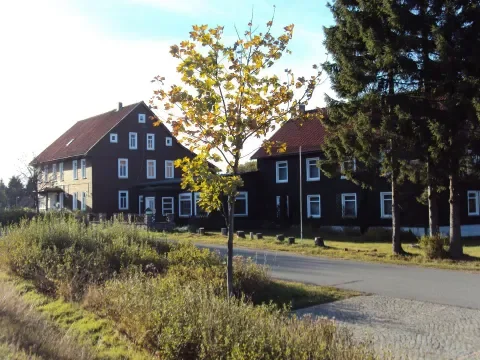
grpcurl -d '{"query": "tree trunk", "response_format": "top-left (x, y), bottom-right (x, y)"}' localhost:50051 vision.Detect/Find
top-left (391, 140), bottom-right (405, 255)
top-left (391, 174), bottom-right (404, 254)
top-left (427, 161), bottom-right (439, 236)
top-left (226, 197), bottom-right (235, 297)
top-left (449, 171), bottom-right (463, 258)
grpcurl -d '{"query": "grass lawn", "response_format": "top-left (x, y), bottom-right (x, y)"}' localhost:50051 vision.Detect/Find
top-left (167, 231), bottom-right (480, 272)
top-left (0, 272), bottom-right (150, 360)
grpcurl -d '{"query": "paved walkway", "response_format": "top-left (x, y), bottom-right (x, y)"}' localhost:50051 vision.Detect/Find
top-left (296, 295), bottom-right (480, 360)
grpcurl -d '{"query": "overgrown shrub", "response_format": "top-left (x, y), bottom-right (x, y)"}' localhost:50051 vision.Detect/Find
top-left (0, 208), bottom-right (37, 226)
top-left (419, 235), bottom-right (448, 259)
top-left (361, 227), bottom-right (418, 243)
top-left (87, 272), bottom-right (376, 360)
top-left (1, 215), bottom-right (170, 299)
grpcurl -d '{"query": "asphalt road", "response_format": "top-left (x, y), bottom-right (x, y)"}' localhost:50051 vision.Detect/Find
top-left (197, 244), bottom-right (480, 310)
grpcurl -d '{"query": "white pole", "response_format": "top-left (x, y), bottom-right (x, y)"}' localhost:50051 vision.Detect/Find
top-left (299, 146), bottom-right (303, 241)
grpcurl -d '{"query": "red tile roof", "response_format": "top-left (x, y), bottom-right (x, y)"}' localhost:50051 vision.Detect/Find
top-left (251, 110), bottom-right (327, 159)
top-left (33, 102), bottom-right (141, 164)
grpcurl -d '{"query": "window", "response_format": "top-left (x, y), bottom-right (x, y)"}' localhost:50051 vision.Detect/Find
top-left (276, 196), bottom-right (281, 218)
top-left (194, 192), bottom-right (208, 217)
top-left (162, 197), bottom-right (174, 216)
top-left (72, 192), bottom-right (78, 210)
top-left (59, 193), bottom-right (64, 209)
top-left (138, 113), bottom-right (146, 123)
top-left (166, 137), bottom-right (172, 146)
top-left (44, 165), bottom-right (48, 182)
top-left (59, 162), bottom-right (64, 181)
top-left (306, 158), bottom-right (320, 181)
top-left (179, 193), bottom-right (192, 217)
top-left (276, 161), bottom-right (288, 183)
top-left (52, 164), bottom-right (57, 181)
top-left (118, 191), bottom-right (129, 210)
top-left (146, 160), bottom-right (156, 179)
top-left (118, 158), bottom-right (128, 179)
top-left (129, 132), bottom-right (138, 150)
top-left (307, 195), bottom-right (321, 218)
top-left (342, 193), bottom-right (357, 218)
top-left (380, 192), bottom-right (393, 218)
top-left (110, 133), bottom-right (118, 143)
top-left (165, 160), bottom-right (174, 179)
top-left (341, 159), bottom-right (356, 179)
top-left (234, 192), bottom-right (248, 217)
top-left (468, 191), bottom-right (480, 216)
top-left (72, 160), bottom-right (78, 180)
top-left (81, 159), bottom-right (86, 179)
top-left (146, 133), bottom-right (155, 150)
top-left (81, 192), bottom-right (86, 211)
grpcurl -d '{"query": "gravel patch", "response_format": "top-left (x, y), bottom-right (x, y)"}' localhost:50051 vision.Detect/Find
top-left (296, 295), bottom-right (480, 360)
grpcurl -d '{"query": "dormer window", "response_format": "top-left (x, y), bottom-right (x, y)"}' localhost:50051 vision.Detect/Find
top-left (166, 137), bottom-right (172, 146)
top-left (138, 114), bottom-right (146, 123)
top-left (110, 133), bottom-right (118, 143)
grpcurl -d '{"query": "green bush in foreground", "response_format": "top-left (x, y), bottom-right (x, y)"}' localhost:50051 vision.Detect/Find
top-left (0, 208), bottom-right (37, 226)
top-left (86, 272), bottom-right (376, 360)
top-left (1, 215), bottom-right (169, 299)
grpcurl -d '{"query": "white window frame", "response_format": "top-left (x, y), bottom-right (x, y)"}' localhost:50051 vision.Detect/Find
top-left (179, 193), bottom-right (192, 217)
top-left (59, 193), bottom-right (64, 209)
top-left (52, 164), bottom-right (57, 181)
top-left (162, 197), bottom-right (174, 216)
top-left (110, 133), bottom-right (118, 143)
top-left (341, 193), bottom-right (357, 218)
top-left (72, 160), bottom-right (78, 180)
top-left (234, 191), bottom-right (248, 217)
top-left (166, 137), bottom-right (172, 146)
top-left (81, 192), bottom-right (87, 211)
top-left (129, 132), bottom-right (138, 150)
top-left (341, 159), bottom-right (357, 179)
top-left (146, 160), bottom-right (156, 179)
top-left (118, 158), bottom-right (128, 179)
top-left (194, 192), bottom-right (208, 217)
top-left (468, 190), bottom-right (480, 216)
top-left (72, 192), bottom-right (78, 210)
top-left (138, 113), bottom-right (146, 123)
top-left (59, 162), bottom-right (64, 181)
top-left (276, 161), bottom-right (288, 183)
top-left (81, 159), bottom-right (87, 179)
top-left (306, 157), bottom-right (320, 181)
top-left (307, 194), bottom-right (321, 218)
top-left (380, 192), bottom-right (393, 219)
top-left (165, 160), bottom-right (174, 179)
top-left (146, 133), bottom-right (155, 150)
top-left (118, 190), bottom-right (129, 210)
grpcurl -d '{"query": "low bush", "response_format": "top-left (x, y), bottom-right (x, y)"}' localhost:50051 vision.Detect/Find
top-left (1, 215), bottom-right (170, 299)
top-left (419, 235), bottom-right (448, 259)
top-left (361, 227), bottom-right (418, 243)
top-left (0, 208), bottom-right (37, 226)
top-left (87, 272), bottom-right (376, 360)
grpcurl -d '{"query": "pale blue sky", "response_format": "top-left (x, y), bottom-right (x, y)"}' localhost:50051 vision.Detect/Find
top-left (0, 0), bottom-right (334, 182)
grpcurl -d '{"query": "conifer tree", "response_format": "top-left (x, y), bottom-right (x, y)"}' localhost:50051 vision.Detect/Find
top-left (322, 0), bottom-right (420, 254)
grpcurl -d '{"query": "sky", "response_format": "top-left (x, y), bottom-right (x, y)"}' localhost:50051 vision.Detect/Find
top-left (0, 0), bottom-right (335, 183)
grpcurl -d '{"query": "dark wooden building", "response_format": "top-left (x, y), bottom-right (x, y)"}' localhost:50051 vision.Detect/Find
top-left (248, 110), bottom-right (480, 237)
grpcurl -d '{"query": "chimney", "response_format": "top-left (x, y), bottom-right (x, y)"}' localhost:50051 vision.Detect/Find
top-left (299, 104), bottom-right (306, 113)
top-left (117, 102), bottom-right (123, 111)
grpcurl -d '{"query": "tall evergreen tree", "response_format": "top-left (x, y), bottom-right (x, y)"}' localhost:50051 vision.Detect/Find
top-left (6, 176), bottom-right (25, 208)
top-left (428, 0), bottom-right (480, 257)
top-left (0, 180), bottom-right (7, 209)
top-left (322, 0), bottom-right (419, 254)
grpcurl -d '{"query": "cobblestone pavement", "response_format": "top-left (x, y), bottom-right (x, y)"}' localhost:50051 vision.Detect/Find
top-left (296, 296), bottom-right (480, 360)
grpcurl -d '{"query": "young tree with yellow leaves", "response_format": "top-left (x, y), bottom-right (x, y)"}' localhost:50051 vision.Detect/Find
top-left (150, 16), bottom-right (321, 297)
